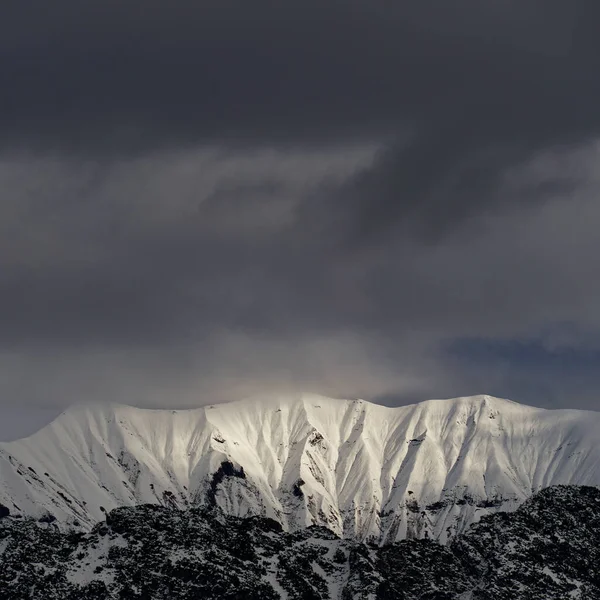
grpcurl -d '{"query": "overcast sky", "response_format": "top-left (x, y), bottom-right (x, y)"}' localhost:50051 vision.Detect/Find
top-left (1, 0), bottom-right (600, 439)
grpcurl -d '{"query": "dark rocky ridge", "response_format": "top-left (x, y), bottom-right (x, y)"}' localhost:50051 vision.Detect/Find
top-left (1, 485), bottom-right (599, 599)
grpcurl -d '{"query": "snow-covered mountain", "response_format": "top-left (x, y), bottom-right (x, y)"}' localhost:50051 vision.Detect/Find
top-left (1, 394), bottom-right (600, 542)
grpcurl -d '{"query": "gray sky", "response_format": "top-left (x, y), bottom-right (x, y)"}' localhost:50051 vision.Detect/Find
top-left (2, 0), bottom-right (600, 440)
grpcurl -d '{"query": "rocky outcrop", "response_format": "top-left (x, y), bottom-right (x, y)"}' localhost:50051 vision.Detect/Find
top-left (1, 485), bottom-right (599, 599)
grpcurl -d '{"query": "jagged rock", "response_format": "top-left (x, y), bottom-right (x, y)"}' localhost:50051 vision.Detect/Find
top-left (0, 485), bottom-right (599, 599)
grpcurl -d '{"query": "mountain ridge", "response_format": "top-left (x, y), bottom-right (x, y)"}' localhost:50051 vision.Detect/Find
top-left (2, 485), bottom-right (600, 599)
top-left (2, 393), bottom-right (600, 543)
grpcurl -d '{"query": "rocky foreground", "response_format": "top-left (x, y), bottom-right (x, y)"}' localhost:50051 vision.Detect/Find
top-left (1, 485), bottom-right (600, 599)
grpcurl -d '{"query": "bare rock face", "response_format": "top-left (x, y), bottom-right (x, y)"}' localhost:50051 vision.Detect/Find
top-left (1, 485), bottom-right (599, 599)
top-left (2, 394), bottom-right (600, 544)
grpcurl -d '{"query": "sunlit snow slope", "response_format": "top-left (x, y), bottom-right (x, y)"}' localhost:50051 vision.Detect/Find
top-left (1, 394), bottom-right (600, 542)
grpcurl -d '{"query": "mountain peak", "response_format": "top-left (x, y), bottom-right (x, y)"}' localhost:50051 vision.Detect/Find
top-left (1, 394), bottom-right (599, 543)
top-left (48, 393), bottom-right (532, 431)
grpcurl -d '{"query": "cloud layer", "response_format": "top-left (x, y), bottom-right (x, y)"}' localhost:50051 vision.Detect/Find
top-left (1, 0), bottom-right (600, 437)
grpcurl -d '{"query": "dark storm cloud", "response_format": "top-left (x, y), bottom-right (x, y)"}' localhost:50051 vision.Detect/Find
top-left (1, 0), bottom-right (600, 428)
top-left (0, 0), bottom-right (595, 155)
top-left (2, 0), bottom-right (598, 239)
top-left (332, 122), bottom-right (584, 243)
top-left (0, 147), bottom-right (380, 347)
